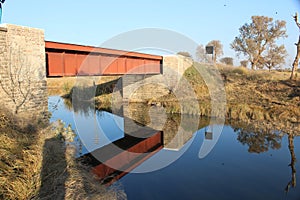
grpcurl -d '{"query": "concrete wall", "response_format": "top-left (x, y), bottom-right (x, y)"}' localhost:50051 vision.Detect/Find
top-left (122, 55), bottom-right (193, 102)
top-left (121, 74), bottom-right (169, 102)
top-left (0, 24), bottom-right (47, 115)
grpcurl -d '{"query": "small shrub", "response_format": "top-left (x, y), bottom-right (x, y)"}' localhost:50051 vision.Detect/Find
top-left (232, 67), bottom-right (248, 75)
top-left (220, 57), bottom-right (234, 65)
top-left (62, 82), bottom-right (71, 94)
top-left (54, 120), bottom-right (76, 142)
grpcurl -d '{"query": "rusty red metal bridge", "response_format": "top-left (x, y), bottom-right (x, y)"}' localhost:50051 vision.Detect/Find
top-left (45, 41), bottom-right (163, 77)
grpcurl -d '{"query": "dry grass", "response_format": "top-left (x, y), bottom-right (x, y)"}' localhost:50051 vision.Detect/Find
top-left (218, 64), bottom-right (291, 81)
top-left (0, 109), bottom-right (125, 200)
top-left (0, 110), bottom-right (45, 200)
top-left (47, 77), bottom-right (77, 96)
top-left (146, 64), bottom-right (300, 133)
top-left (95, 93), bottom-right (113, 111)
top-left (64, 147), bottom-right (126, 200)
top-left (38, 121), bottom-right (126, 200)
top-left (48, 76), bottom-right (121, 113)
top-left (47, 64), bottom-right (299, 134)
top-left (47, 76), bottom-right (120, 96)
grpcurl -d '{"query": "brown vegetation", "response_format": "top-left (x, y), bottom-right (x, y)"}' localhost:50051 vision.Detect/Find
top-left (47, 76), bottom-right (120, 96)
top-left (148, 64), bottom-right (300, 134)
top-left (0, 110), bottom-right (46, 199)
top-left (53, 63), bottom-right (299, 135)
top-left (0, 109), bottom-right (124, 200)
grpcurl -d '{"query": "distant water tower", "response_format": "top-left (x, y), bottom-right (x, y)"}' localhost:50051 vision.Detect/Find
top-left (205, 46), bottom-right (214, 64)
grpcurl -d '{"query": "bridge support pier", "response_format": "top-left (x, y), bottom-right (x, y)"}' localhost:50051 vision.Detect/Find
top-left (0, 24), bottom-right (47, 115)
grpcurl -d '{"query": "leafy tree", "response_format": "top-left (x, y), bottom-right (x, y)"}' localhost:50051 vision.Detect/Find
top-left (177, 51), bottom-right (192, 58)
top-left (231, 16), bottom-right (287, 70)
top-left (259, 44), bottom-right (287, 71)
top-left (220, 57), bottom-right (233, 65)
top-left (207, 40), bottom-right (223, 64)
top-left (291, 13), bottom-right (300, 80)
top-left (240, 60), bottom-right (248, 67)
top-left (195, 44), bottom-right (210, 63)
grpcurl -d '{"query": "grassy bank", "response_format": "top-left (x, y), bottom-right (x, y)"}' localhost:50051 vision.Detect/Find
top-left (0, 110), bottom-right (125, 199)
top-left (49, 63), bottom-right (299, 134)
top-left (0, 111), bottom-right (46, 199)
top-left (151, 64), bottom-right (299, 133)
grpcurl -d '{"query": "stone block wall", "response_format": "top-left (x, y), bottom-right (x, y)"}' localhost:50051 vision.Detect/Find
top-left (163, 55), bottom-right (193, 82)
top-left (121, 74), bottom-right (169, 102)
top-left (0, 24), bottom-right (47, 115)
top-left (122, 55), bottom-right (193, 102)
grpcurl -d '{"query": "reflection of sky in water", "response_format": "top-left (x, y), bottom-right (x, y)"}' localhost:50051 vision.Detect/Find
top-left (48, 96), bottom-right (124, 156)
top-left (120, 126), bottom-right (300, 200)
top-left (48, 96), bottom-right (300, 199)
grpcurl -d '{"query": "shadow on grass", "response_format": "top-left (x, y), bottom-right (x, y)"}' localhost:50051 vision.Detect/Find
top-left (39, 137), bottom-right (68, 200)
top-left (280, 80), bottom-right (300, 100)
top-left (38, 135), bottom-right (125, 199)
top-left (65, 78), bottom-right (121, 99)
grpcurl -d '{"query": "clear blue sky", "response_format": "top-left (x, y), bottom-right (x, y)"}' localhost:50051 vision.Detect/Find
top-left (2, 0), bottom-right (300, 67)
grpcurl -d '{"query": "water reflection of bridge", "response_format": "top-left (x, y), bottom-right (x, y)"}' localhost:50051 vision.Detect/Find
top-left (50, 95), bottom-right (299, 193)
top-left (81, 130), bottom-right (163, 185)
top-left (76, 104), bottom-right (213, 185)
top-left (123, 106), bottom-right (210, 151)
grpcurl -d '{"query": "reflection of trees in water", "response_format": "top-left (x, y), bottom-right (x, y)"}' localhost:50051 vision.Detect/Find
top-left (285, 133), bottom-right (297, 194)
top-left (63, 83), bottom-right (97, 116)
top-left (59, 97), bottom-right (299, 192)
top-left (63, 97), bottom-right (95, 116)
top-left (237, 130), bottom-right (282, 153)
top-left (231, 121), bottom-right (282, 153)
top-left (231, 120), bottom-right (298, 194)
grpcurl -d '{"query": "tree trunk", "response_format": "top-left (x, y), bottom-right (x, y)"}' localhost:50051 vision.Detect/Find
top-left (290, 36), bottom-right (300, 80)
top-left (213, 51), bottom-right (217, 65)
top-left (251, 60), bottom-right (257, 70)
top-left (285, 133), bottom-right (296, 193)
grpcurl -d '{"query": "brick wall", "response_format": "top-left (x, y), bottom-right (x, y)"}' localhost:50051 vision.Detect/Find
top-left (0, 24), bottom-right (47, 115)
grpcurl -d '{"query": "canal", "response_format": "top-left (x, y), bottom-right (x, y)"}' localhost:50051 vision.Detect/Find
top-left (49, 96), bottom-right (300, 200)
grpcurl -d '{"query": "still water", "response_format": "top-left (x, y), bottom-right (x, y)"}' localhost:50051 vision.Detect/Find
top-left (49, 96), bottom-right (300, 200)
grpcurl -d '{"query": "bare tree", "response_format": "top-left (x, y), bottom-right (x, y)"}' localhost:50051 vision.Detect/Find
top-left (0, 44), bottom-right (41, 114)
top-left (259, 44), bottom-right (287, 71)
top-left (285, 133), bottom-right (297, 194)
top-left (220, 57), bottom-right (233, 66)
top-left (291, 12), bottom-right (300, 80)
top-left (231, 16), bottom-right (287, 70)
top-left (195, 44), bottom-right (210, 63)
top-left (207, 40), bottom-right (223, 64)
